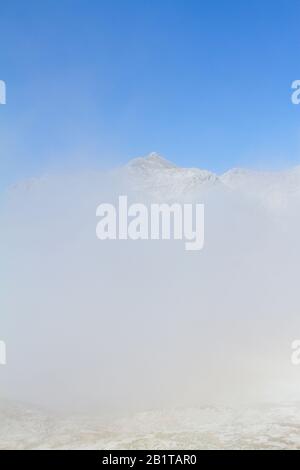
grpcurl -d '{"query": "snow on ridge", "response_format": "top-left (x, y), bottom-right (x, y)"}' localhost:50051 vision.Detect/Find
top-left (219, 165), bottom-right (300, 209)
top-left (124, 152), bottom-right (220, 198)
top-left (122, 153), bottom-right (300, 208)
top-left (126, 152), bottom-right (177, 171)
top-left (7, 152), bottom-right (300, 209)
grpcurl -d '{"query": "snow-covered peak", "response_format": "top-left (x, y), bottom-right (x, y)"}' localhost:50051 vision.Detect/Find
top-left (122, 155), bottom-right (300, 207)
top-left (9, 152), bottom-right (300, 210)
top-left (126, 152), bottom-right (177, 171)
top-left (123, 153), bottom-right (220, 199)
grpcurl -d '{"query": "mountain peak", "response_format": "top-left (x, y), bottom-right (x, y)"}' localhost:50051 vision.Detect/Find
top-left (126, 152), bottom-right (177, 171)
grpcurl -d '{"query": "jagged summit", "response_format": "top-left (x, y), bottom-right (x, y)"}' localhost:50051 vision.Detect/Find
top-left (10, 151), bottom-right (300, 210)
top-left (126, 152), bottom-right (177, 171)
top-left (124, 152), bottom-right (219, 198)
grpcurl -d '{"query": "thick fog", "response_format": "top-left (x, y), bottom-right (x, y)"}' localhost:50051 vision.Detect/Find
top-left (1, 167), bottom-right (300, 414)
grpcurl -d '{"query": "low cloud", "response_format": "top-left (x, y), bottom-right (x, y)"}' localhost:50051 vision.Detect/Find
top-left (1, 162), bottom-right (300, 413)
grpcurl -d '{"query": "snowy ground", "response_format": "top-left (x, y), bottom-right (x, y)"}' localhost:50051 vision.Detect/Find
top-left (1, 401), bottom-right (300, 450)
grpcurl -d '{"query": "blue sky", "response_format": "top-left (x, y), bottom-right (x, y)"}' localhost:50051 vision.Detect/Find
top-left (0, 0), bottom-right (300, 189)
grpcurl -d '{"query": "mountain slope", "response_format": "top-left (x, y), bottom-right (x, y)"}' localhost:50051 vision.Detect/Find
top-left (122, 153), bottom-right (300, 208)
top-left (123, 152), bottom-right (220, 199)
